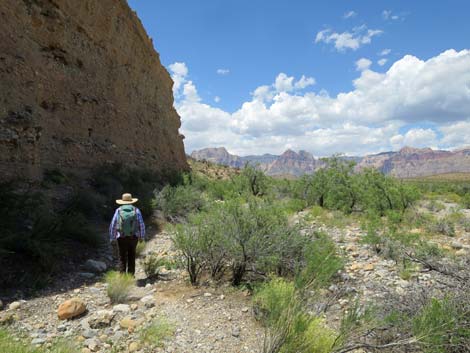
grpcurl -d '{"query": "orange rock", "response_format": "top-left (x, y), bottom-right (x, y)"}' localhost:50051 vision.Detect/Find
top-left (58, 298), bottom-right (86, 320)
top-left (364, 264), bottom-right (375, 271)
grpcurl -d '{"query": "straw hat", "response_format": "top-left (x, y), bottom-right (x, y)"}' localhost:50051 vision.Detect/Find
top-left (116, 193), bottom-right (138, 205)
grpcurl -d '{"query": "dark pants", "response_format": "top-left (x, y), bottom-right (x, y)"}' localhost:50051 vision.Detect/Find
top-left (117, 236), bottom-right (138, 275)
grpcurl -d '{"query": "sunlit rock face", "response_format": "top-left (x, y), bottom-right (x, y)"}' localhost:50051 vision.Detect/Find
top-left (0, 0), bottom-right (188, 181)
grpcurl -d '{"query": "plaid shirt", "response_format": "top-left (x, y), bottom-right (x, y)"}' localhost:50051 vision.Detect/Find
top-left (109, 206), bottom-right (146, 241)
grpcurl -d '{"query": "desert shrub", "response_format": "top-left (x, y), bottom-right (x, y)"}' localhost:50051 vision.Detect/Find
top-left (105, 271), bottom-right (135, 303)
top-left (427, 199), bottom-right (446, 212)
top-left (254, 278), bottom-right (336, 353)
top-left (155, 184), bottom-right (205, 221)
top-left (42, 168), bottom-right (68, 185)
top-left (428, 217), bottom-right (456, 237)
top-left (142, 254), bottom-right (166, 279)
top-left (461, 219), bottom-right (470, 232)
top-left (0, 183), bottom-right (104, 291)
top-left (295, 232), bottom-right (343, 290)
top-left (232, 164), bottom-right (270, 197)
top-left (172, 198), bottom-right (314, 286)
top-left (139, 317), bottom-right (174, 348)
top-left (172, 223), bottom-right (205, 285)
top-left (0, 329), bottom-right (77, 353)
top-left (135, 241), bottom-right (146, 257)
top-left (412, 297), bottom-right (470, 353)
top-left (460, 193), bottom-right (470, 209)
top-left (223, 199), bottom-right (293, 285)
top-left (91, 162), bottom-right (166, 219)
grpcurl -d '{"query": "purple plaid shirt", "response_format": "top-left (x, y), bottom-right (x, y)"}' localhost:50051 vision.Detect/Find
top-left (109, 206), bottom-right (146, 241)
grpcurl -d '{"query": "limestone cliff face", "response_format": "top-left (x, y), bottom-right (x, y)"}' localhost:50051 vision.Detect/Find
top-left (0, 0), bottom-right (188, 181)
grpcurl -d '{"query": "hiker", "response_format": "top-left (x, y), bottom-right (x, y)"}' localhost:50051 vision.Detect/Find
top-left (109, 193), bottom-right (146, 276)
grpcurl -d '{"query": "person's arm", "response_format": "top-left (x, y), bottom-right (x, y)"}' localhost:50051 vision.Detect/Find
top-left (109, 208), bottom-right (119, 242)
top-left (136, 208), bottom-right (146, 240)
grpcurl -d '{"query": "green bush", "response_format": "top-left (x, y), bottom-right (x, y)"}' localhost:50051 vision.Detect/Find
top-left (428, 217), bottom-right (456, 237)
top-left (295, 232), bottom-right (343, 290)
top-left (0, 329), bottom-right (77, 353)
top-left (172, 223), bottom-right (205, 285)
top-left (155, 184), bottom-right (205, 221)
top-left (460, 193), bottom-right (470, 209)
top-left (135, 241), bottom-right (146, 258)
top-left (254, 278), bottom-right (336, 353)
top-left (91, 163), bottom-right (166, 219)
top-left (142, 254), bottom-right (166, 279)
top-left (139, 317), bottom-right (175, 348)
top-left (105, 271), bottom-right (135, 303)
top-left (413, 297), bottom-right (470, 353)
top-left (427, 199), bottom-right (446, 212)
top-left (172, 198), bottom-right (315, 286)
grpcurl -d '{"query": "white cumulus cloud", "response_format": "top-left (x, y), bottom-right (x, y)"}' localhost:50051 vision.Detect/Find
top-left (343, 11), bottom-right (357, 19)
top-left (170, 49), bottom-right (470, 156)
top-left (315, 25), bottom-right (383, 52)
top-left (216, 68), bottom-right (230, 75)
top-left (356, 58), bottom-right (372, 71)
top-left (377, 58), bottom-right (388, 66)
top-left (379, 49), bottom-right (391, 56)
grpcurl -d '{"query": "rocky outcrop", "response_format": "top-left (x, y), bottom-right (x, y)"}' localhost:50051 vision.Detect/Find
top-left (0, 0), bottom-right (187, 182)
top-left (192, 146), bottom-right (470, 178)
top-left (190, 147), bottom-right (243, 168)
top-left (356, 147), bottom-right (470, 178)
top-left (264, 150), bottom-right (319, 176)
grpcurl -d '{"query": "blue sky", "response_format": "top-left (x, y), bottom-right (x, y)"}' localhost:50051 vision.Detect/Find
top-left (128, 0), bottom-right (470, 156)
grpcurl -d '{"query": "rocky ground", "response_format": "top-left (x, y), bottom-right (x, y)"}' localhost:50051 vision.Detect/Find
top-left (0, 227), bottom-right (263, 353)
top-left (1, 204), bottom-right (469, 352)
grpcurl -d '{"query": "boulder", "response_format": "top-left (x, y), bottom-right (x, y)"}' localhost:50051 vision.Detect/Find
top-left (89, 310), bottom-right (115, 329)
top-left (84, 260), bottom-right (107, 273)
top-left (58, 298), bottom-right (87, 320)
top-left (113, 304), bottom-right (131, 313)
top-left (9, 301), bottom-right (21, 310)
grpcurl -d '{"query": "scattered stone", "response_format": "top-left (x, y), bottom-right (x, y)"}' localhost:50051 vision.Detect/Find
top-left (58, 298), bottom-right (86, 320)
top-left (82, 329), bottom-right (97, 339)
top-left (131, 303), bottom-right (138, 311)
top-left (113, 304), bottom-right (131, 313)
top-left (451, 241), bottom-right (463, 250)
top-left (456, 249), bottom-right (467, 256)
top-left (119, 316), bottom-right (137, 330)
top-left (350, 263), bottom-right (362, 271)
top-left (81, 348), bottom-right (91, 353)
top-left (231, 326), bottom-right (241, 338)
top-left (31, 338), bottom-right (46, 345)
top-left (89, 310), bottom-right (114, 329)
top-left (203, 292), bottom-right (212, 297)
top-left (128, 341), bottom-right (141, 352)
top-left (0, 312), bottom-right (15, 326)
top-left (241, 307), bottom-right (249, 313)
top-left (364, 264), bottom-right (375, 271)
top-left (9, 301), bottom-right (21, 310)
top-left (84, 338), bottom-right (100, 352)
top-left (84, 259), bottom-right (107, 273)
top-left (219, 295), bottom-right (225, 300)
top-left (140, 295), bottom-right (155, 308)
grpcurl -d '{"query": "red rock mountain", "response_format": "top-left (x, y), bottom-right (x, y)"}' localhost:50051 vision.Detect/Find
top-left (0, 0), bottom-right (188, 181)
top-left (191, 146), bottom-right (470, 178)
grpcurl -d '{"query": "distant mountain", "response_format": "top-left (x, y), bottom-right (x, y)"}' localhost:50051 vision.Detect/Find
top-left (190, 146), bottom-right (470, 178)
top-left (356, 146), bottom-right (470, 178)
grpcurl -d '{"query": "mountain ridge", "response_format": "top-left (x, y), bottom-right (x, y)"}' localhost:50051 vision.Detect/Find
top-left (190, 146), bottom-right (470, 178)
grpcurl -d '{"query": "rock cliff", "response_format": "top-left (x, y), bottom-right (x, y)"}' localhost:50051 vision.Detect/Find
top-left (0, 0), bottom-right (187, 181)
